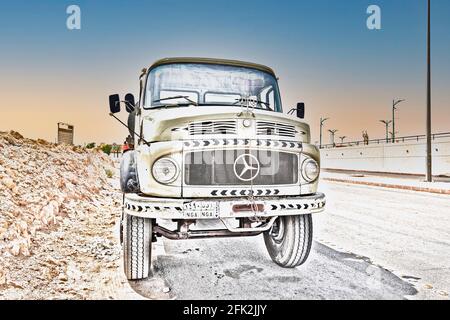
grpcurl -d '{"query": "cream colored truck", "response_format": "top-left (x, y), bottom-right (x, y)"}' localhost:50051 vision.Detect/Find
top-left (108, 58), bottom-right (326, 280)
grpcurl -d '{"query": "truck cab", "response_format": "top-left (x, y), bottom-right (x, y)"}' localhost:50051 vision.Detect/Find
top-left (109, 57), bottom-right (326, 280)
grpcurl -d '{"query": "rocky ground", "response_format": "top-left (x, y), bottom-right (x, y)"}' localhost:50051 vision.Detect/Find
top-left (0, 131), bottom-right (141, 299)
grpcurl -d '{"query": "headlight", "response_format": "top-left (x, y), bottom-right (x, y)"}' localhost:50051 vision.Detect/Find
top-left (152, 157), bottom-right (179, 184)
top-left (301, 158), bottom-right (319, 182)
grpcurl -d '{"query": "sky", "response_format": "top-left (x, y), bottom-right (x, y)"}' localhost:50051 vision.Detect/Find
top-left (0, 0), bottom-right (449, 145)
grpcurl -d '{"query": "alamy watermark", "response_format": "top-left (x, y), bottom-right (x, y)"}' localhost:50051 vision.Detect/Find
top-left (66, 4), bottom-right (380, 31)
top-left (66, 5), bottom-right (81, 30)
top-left (367, 5), bottom-right (381, 30)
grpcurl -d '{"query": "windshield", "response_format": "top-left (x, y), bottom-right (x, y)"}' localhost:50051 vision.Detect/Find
top-left (144, 63), bottom-right (282, 112)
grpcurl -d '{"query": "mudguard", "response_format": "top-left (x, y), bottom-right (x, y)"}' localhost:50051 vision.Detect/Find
top-left (120, 150), bottom-right (140, 193)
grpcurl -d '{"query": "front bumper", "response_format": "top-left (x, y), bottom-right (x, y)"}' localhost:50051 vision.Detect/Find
top-left (124, 192), bottom-right (326, 219)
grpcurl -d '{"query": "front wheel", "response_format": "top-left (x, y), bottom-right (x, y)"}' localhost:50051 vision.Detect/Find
top-left (123, 214), bottom-right (152, 280)
top-left (263, 215), bottom-right (313, 268)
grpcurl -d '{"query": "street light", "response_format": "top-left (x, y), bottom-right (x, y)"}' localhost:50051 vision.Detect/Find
top-left (392, 99), bottom-right (405, 143)
top-left (339, 136), bottom-right (347, 144)
top-left (426, 0), bottom-right (432, 182)
top-left (328, 129), bottom-right (338, 146)
top-left (379, 120), bottom-right (392, 143)
top-left (319, 117), bottom-right (329, 149)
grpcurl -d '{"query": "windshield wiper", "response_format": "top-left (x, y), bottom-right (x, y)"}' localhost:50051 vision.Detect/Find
top-left (153, 95), bottom-right (198, 106)
top-left (232, 98), bottom-right (272, 111)
top-left (151, 103), bottom-right (190, 109)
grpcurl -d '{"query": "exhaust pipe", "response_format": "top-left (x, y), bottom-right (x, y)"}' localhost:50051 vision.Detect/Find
top-left (153, 225), bottom-right (262, 240)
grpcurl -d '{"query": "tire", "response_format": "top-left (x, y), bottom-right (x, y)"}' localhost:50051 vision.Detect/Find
top-left (123, 214), bottom-right (152, 280)
top-left (263, 214), bottom-right (313, 268)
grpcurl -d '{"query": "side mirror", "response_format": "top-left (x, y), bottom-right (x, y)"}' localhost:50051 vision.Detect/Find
top-left (109, 94), bottom-right (121, 113)
top-left (124, 93), bottom-right (136, 113)
top-left (296, 102), bottom-right (305, 119)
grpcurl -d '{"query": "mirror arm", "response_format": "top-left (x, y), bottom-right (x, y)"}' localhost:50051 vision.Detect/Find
top-left (108, 113), bottom-right (150, 147)
top-left (124, 101), bottom-right (135, 111)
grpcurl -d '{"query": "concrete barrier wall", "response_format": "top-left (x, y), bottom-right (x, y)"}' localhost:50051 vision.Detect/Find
top-left (320, 137), bottom-right (450, 176)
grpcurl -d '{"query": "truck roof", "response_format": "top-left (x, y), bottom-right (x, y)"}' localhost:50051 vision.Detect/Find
top-left (148, 57), bottom-right (276, 76)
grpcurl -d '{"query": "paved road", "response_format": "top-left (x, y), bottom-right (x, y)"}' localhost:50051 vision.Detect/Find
top-left (130, 181), bottom-right (450, 300)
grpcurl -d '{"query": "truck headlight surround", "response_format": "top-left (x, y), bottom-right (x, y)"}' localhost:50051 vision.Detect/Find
top-left (152, 157), bottom-right (179, 184)
top-left (301, 158), bottom-right (319, 182)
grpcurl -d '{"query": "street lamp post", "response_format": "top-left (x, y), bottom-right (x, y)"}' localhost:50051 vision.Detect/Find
top-left (319, 117), bottom-right (329, 149)
top-left (328, 129), bottom-right (338, 146)
top-left (426, 0), bottom-right (433, 182)
top-left (339, 136), bottom-right (347, 144)
top-left (392, 99), bottom-right (405, 143)
top-left (380, 120), bottom-right (392, 143)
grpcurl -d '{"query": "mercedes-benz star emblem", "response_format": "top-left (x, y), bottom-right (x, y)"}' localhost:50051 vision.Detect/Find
top-left (233, 154), bottom-right (260, 181)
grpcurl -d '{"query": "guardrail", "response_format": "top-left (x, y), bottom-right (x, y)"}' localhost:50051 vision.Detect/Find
top-left (320, 132), bottom-right (450, 149)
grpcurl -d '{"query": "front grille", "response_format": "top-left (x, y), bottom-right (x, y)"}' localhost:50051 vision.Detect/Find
top-left (256, 121), bottom-right (297, 137)
top-left (185, 150), bottom-right (298, 186)
top-left (188, 120), bottom-right (237, 135)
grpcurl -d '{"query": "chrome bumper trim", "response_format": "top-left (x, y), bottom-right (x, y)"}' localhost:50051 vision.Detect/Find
top-left (124, 193), bottom-right (326, 219)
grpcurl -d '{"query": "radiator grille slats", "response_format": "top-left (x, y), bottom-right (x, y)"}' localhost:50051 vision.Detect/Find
top-left (187, 120), bottom-right (298, 138)
top-left (185, 150), bottom-right (298, 186)
top-left (256, 121), bottom-right (297, 137)
top-left (189, 120), bottom-right (237, 135)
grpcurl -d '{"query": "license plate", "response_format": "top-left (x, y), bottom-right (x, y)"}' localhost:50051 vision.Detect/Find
top-left (183, 202), bottom-right (218, 218)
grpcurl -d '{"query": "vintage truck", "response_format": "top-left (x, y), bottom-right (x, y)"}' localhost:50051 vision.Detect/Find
top-left (108, 57), bottom-right (326, 280)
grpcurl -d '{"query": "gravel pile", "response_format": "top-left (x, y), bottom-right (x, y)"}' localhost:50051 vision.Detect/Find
top-left (0, 131), bottom-right (140, 299)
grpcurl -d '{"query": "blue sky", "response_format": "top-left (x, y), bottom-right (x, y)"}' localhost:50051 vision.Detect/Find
top-left (0, 0), bottom-right (449, 144)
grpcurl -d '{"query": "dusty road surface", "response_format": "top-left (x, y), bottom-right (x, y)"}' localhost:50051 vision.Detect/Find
top-left (131, 181), bottom-right (450, 300)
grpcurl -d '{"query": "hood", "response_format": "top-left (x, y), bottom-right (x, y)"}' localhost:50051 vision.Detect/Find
top-left (140, 106), bottom-right (310, 143)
